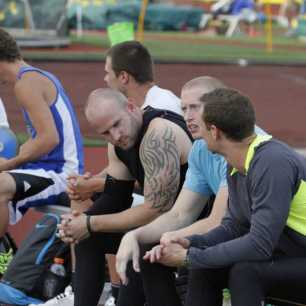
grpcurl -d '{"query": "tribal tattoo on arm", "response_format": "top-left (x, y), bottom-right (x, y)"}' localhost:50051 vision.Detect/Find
top-left (140, 126), bottom-right (180, 213)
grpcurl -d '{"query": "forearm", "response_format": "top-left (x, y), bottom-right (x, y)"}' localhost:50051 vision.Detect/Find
top-left (88, 177), bottom-right (106, 193)
top-left (177, 188), bottom-right (227, 237)
top-left (185, 217), bottom-right (260, 269)
top-left (187, 232), bottom-right (271, 269)
top-left (2, 138), bottom-right (57, 170)
top-left (135, 189), bottom-right (208, 244)
top-left (187, 224), bottom-right (235, 249)
top-left (135, 209), bottom-right (194, 244)
top-left (173, 217), bottom-right (220, 238)
top-left (94, 168), bottom-right (107, 180)
top-left (90, 203), bottom-right (160, 233)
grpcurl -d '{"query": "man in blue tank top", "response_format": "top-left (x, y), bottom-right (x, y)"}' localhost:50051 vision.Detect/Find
top-left (0, 29), bottom-right (84, 237)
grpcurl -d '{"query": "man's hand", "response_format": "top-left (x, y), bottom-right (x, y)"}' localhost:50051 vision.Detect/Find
top-left (143, 244), bottom-right (164, 263)
top-left (57, 213), bottom-right (76, 244)
top-left (67, 172), bottom-right (96, 201)
top-left (160, 230), bottom-right (184, 246)
top-left (156, 241), bottom-right (189, 267)
top-left (58, 211), bottom-right (90, 243)
top-left (143, 237), bottom-right (190, 267)
top-left (157, 242), bottom-right (187, 267)
top-left (116, 231), bottom-right (140, 285)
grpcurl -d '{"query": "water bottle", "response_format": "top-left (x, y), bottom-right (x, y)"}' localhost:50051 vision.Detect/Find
top-left (43, 257), bottom-right (66, 299)
top-left (222, 288), bottom-right (231, 306)
top-left (50, 257), bottom-right (66, 277)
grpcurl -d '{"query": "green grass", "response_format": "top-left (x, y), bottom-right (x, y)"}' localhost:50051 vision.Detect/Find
top-left (71, 33), bottom-right (110, 48)
top-left (16, 133), bottom-right (106, 147)
top-left (21, 52), bottom-right (105, 61)
top-left (144, 39), bottom-right (306, 63)
top-left (69, 29), bottom-right (306, 47)
top-left (21, 28), bottom-right (306, 64)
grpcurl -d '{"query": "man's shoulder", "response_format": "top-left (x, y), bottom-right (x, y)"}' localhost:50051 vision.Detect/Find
top-left (141, 117), bottom-right (190, 151)
top-left (14, 75), bottom-right (36, 98)
top-left (251, 139), bottom-right (304, 174)
top-left (15, 69), bottom-right (52, 92)
top-left (254, 139), bottom-right (291, 161)
top-left (148, 85), bottom-right (179, 98)
top-left (146, 86), bottom-right (181, 114)
top-left (145, 116), bottom-right (176, 133)
top-left (190, 140), bottom-right (226, 169)
top-left (192, 139), bottom-right (207, 151)
top-left (191, 140), bottom-right (219, 159)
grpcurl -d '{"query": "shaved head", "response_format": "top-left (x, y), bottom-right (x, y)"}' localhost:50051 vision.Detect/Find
top-left (85, 87), bottom-right (142, 149)
top-left (182, 76), bottom-right (227, 95)
top-left (85, 88), bottom-right (127, 123)
top-left (181, 76), bottom-right (227, 139)
top-left (86, 88), bottom-right (126, 112)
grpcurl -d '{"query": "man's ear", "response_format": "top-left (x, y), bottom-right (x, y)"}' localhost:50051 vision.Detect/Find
top-left (118, 71), bottom-right (130, 85)
top-left (127, 99), bottom-right (136, 112)
top-left (210, 125), bottom-right (219, 140)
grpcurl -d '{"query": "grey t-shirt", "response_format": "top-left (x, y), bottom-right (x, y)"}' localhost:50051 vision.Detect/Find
top-left (187, 138), bottom-right (306, 269)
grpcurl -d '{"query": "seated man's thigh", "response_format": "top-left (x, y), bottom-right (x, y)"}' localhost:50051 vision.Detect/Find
top-left (7, 169), bottom-right (67, 224)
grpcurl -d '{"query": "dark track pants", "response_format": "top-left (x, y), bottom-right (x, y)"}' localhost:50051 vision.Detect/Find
top-left (74, 192), bottom-right (133, 306)
top-left (185, 257), bottom-right (306, 306)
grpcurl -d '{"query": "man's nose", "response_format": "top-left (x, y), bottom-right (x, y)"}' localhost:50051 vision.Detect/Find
top-left (110, 128), bottom-right (121, 141)
top-left (185, 109), bottom-right (194, 121)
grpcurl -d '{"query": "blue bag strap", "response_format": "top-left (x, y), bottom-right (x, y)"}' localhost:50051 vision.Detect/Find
top-left (35, 213), bottom-right (60, 265)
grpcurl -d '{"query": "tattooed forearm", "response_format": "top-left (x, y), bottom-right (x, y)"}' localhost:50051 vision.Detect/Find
top-left (140, 126), bottom-right (180, 213)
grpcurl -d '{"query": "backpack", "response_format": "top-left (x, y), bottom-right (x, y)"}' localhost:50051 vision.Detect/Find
top-left (0, 213), bottom-right (71, 305)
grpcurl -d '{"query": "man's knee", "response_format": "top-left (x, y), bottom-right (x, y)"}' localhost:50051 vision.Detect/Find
top-left (0, 172), bottom-right (16, 203)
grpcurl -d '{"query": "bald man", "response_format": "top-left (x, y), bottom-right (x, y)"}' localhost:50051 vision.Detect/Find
top-left (59, 88), bottom-right (193, 306)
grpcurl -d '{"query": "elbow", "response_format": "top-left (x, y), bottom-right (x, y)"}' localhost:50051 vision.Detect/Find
top-left (254, 249), bottom-right (272, 261)
top-left (171, 209), bottom-right (181, 221)
top-left (143, 203), bottom-right (163, 224)
top-left (250, 236), bottom-right (274, 261)
top-left (45, 132), bottom-right (60, 152)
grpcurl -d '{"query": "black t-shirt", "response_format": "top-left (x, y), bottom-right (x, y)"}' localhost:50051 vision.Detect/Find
top-left (115, 106), bottom-right (193, 197)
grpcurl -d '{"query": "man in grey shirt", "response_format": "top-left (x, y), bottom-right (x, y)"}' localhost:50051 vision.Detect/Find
top-left (148, 88), bottom-right (306, 306)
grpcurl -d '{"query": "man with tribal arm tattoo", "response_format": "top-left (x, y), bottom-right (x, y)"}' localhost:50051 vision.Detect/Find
top-left (116, 77), bottom-right (267, 306)
top-left (58, 88), bottom-right (192, 306)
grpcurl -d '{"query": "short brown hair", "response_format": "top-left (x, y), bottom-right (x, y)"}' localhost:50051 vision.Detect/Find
top-left (0, 28), bottom-right (21, 62)
top-left (106, 41), bottom-right (153, 84)
top-left (201, 88), bottom-right (255, 141)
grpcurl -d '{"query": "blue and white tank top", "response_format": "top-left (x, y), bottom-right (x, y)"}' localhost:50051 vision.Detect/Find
top-left (17, 66), bottom-right (84, 175)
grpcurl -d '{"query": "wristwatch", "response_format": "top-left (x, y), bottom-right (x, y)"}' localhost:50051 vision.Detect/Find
top-left (183, 248), bottom-right (191, 268)
top-left (86, 215), bottom-right (93, 236)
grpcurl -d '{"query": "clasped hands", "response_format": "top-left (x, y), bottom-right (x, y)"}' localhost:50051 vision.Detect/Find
top-left (143, 235), bottom-right (190, 267)
top-left (57, 172), bottom-right (99, 243)
top-left (116, 230), bottom-right (190, 285)
top-left (66, 171), bottom-right (95, 201)
top-left (57, 211), bottom-right (90, 244)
